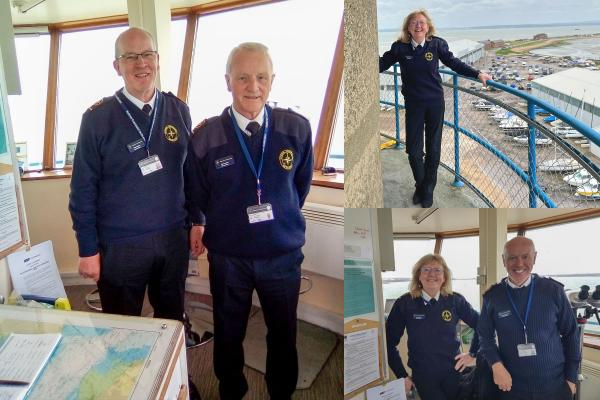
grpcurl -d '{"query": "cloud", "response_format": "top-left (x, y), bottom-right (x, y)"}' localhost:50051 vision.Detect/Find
top-left (377, 0), bottom-right (600, 29)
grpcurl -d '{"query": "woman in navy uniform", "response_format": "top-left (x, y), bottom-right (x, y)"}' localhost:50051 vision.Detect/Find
top-left (386, 254), bottom-right (480, 399)
top-left (379, 9), bottom-right (492, 207)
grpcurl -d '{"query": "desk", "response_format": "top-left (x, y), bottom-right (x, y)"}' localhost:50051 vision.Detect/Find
top-left (0, 305), bottom-right (188, 399)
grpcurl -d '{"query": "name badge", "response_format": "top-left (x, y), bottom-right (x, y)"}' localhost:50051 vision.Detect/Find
top-left (413, 314), bottom-right (425, 320)
top-left (405, 56), bottom-right (413, 60)
top-left (138, 155), bottom-right (163, 176)
top-left (498, 310), bottom-right (512, 318)
top-left (247, 203), bottom-right (274, 224)
top-left (127, 139), bottom-right (145, 153)
top-left (215, 155), bottom-right (235, 169)
top-left (517, 343), bottom-right (537, 357)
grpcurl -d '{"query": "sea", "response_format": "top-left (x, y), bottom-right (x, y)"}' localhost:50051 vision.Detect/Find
top-left (383, 275), bottom-right (600, 333)
top-left (378, 23), bottom-right (600, 60)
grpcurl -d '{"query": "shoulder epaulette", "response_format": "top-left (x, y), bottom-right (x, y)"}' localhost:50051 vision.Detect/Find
top-left (88, 98), bottom-right (105, 111)
top-left (164, 91), bottom-right (187, 105)
top-left (483, 281), bottom-right (503, 297)
top-left (192, 116), bottom-right (220, 135)
top-left (272, 106), bottom-right (309, 122)
top-left (544, 276), bottom-right (565, 287)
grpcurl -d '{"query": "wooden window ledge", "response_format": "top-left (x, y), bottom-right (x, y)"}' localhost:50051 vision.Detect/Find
top-left (311, 170), bottom-right (343, 189)
top-left (21, 169), bottom-right (72, 181)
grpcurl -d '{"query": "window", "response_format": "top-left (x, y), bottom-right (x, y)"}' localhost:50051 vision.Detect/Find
top-left (167, 18), bottom-right (187, 93)
top-left (55, 25), bottom-right (127, 167)
top-left (382, 238), bottom-right (435, 302)
top-left (7, 34), bottom-right (50, 170)
top-left (440, 236), bottom-right (480, 310)
top-left (326, 81), bottom-right (343, 169)
top-left (186, 0), bottom-right (343, 143)
top-left (524, 217), bottom-right (600, 334)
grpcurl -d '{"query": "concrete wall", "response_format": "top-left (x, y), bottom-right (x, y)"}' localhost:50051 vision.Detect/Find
top-left (344, 0), bottom-right (384, 207)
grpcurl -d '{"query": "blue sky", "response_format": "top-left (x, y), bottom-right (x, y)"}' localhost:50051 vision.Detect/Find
top-left (377, 0), bottom-right (600, 29)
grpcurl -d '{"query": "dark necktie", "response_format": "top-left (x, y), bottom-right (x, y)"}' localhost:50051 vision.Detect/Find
top-left (428, 298), bottom-right (437, 306)
top-left (142, 104), bottom-right (152, 115)
top-left (246, 121), bottom-right (261, 136)
top-left (245, 121), bottom-right (262, 166)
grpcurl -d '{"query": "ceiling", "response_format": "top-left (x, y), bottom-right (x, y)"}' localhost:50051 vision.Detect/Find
top-left (391, 208), bottom-right (588, 234)
top-left (9, 0), bottom-right (216, 25)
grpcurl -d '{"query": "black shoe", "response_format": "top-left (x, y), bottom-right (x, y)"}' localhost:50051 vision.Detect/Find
top-left (412, 188), bottom-right (422, 205)
top-left (421, 194), bottom-right (433, 208)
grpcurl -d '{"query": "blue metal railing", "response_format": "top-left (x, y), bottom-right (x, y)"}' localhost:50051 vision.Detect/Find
top-left (379, 67), bottom-right (600, 207)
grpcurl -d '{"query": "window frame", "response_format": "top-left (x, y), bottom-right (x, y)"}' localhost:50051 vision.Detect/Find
top-left (14, 0), bottom-right (342, 178)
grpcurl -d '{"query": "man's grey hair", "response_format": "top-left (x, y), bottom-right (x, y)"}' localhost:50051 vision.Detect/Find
top-left (226, 42), bottom-right (273, 75)
top-left (502, 236), bottom-right (536, 259)
top-left (114, 27), bottom-right (156, 59)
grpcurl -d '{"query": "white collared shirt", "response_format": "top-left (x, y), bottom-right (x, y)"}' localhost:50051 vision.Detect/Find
top-left (411, 38), bottom-right (426, 50)
top-left (422, 291), bottom-right (440, 303)
top-left (231, 105), bottom-right (265, 137)
top-left (506, 275), bottom-right (532, 288)
top-left (122, 87), bottom-right (157, 112)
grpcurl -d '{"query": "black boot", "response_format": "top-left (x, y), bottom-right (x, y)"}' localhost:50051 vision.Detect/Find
top-left (412, 185), bottom-right (422, 205)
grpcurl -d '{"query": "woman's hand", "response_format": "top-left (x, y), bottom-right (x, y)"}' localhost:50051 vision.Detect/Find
top-left (404, 376), bottom-right (414, 393)
top-left (454, 352), bottom-right (476, 372)
top-left (478, 71), bottom-right (493, 86)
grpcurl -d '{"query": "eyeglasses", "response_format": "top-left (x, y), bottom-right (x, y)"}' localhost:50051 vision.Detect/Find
top-left (409, 20), bottom-right (428, 27)
top-left (117, 51), bottom-right (158, 64)
top-left (421, 267), bottom-right (443, 274)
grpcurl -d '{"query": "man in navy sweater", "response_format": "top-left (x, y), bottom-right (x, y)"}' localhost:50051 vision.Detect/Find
top-left (478, 236), bottom-right (580, 399)
top-left (186, 42), bottom-right (313, 400)
top-left (379, 9), bottom-right (492, 207)
top-left (69, 28), bottom-right (191, 321)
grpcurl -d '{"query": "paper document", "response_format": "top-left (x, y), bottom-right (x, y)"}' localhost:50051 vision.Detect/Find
top-left (366, 378), bottom-right (407, 400)
top-left (344, 327), bottom-right (380, 394)
top-left (0, 333), bottom-right (62, 400)
top-left (7, 241), bottom-right (67, 299)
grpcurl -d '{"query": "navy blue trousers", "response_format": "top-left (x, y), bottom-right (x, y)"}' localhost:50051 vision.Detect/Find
top-left (404, 98), bottom-right (445, 198)
top-left (97, 227), bottom-right (189, 321)
top-left (208, 248), bottom-right (303, 400)
top-left (412, 367), bottom-right (460, 400)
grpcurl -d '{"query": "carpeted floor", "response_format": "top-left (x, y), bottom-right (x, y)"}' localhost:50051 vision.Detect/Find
top-left (64, 285), bottom-right (342, 400)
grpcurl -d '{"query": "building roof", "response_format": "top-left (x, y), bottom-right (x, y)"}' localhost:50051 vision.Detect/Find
top-left (448, 39), bottom-right (484, 58)
top-left (532, 68), bottom-right (600, 105)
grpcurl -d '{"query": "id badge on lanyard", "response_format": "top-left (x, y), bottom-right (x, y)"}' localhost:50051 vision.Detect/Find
top-left (505, 277), bottom-right (537, 357)
top-left (230, 108), bottom-right (275, 224)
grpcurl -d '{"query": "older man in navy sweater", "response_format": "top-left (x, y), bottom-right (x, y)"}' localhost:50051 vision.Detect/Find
top-left (478, 236), bottom-right (580, 400)
top-left (185, 42), bottom-right (313, 400)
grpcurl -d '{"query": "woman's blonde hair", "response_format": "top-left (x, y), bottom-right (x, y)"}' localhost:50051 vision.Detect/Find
top-left (398, 9), bottom-right (436, 44)
top-left (409, 253), bottom-right (453, 298)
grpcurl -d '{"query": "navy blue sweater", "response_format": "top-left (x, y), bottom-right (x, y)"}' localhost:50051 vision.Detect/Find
top-left (478, 275), bottom-right (580, 393)
top-left (386, 292), bottom-right (480, 378)
top-left (69, 90), bottom-right (191, 256)
top-left (185, 106), bottom-right (313, 258)
top-left (379, 36), bottom-right (480, 103)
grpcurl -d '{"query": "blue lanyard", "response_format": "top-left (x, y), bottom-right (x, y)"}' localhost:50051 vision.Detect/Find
top-left (115, 90), bottom-right (160, 156)
top-left (229, 107), bottom-right (270, 204)
top-left (505, 276), bottom-right (535, 343)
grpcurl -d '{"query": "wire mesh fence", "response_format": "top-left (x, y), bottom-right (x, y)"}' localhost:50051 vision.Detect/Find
top-left (379, 70), bottom-right (600, 208)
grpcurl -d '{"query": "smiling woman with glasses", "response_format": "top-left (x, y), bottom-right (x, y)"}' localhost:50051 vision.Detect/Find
top-left (379, 9), bottom-right (492, 208)
top-left (385, 253), bottom-right (480, 400)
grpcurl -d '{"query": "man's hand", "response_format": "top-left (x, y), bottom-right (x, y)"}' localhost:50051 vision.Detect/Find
top-left (567, 380), bottom-right (576, 395)
top-left (403, 376), bottom-right (413, 393)
top-left (190, 225), bottom-right (206, 257)
top-left (492, 362), bottom-right (512, 392)
top-left (454, 352), bottom-right (476, 372)
top-left (79, 253), bottom-right (101, 282)
top-left (478, 72), bottom-right (493, 87)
